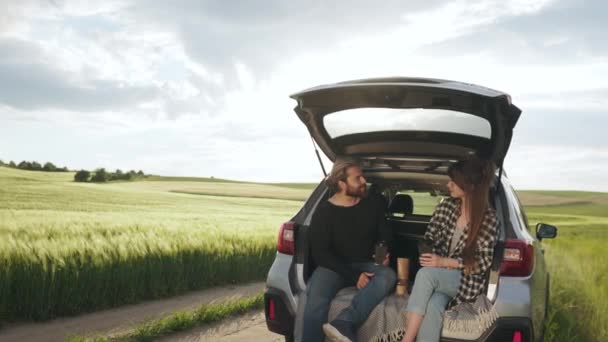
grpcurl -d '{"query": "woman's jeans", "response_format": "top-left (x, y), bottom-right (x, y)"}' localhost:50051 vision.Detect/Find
top-left (406, 267), bottom-right (462, 342)
top-left (301, 263), bottom-right (397, 342)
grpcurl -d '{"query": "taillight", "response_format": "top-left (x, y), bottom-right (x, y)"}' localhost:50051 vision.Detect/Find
top-left (512, 331), bottom-right (522, 342)
top-left (500, 239), bottom-right (534, 277)
top-left (268, 298), bottom-right (276, 320)
top-left (277, 221), bottom-right (295, 255)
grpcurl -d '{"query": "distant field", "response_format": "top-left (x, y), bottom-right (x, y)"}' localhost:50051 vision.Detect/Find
top-left (146, 175), bottom-right (318, 191)
top-left (524, 193), bottom-right (608, 342)
top-left (116, 180), bottom-right (314, 201)
top-left (0, 167), bottom-right (305, 321)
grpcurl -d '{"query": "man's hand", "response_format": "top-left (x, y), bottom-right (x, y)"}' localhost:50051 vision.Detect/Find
top-left (357, 272), bottom-right (375, 289)
top-left (419, 253), bottom-right (445, 268)
top-left (372, 252), bottom-right (391, 266)
top-left (383, 252), bottom-right (390, 266)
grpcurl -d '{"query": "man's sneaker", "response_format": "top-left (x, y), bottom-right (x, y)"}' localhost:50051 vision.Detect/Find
top-left (322, 319), bottom-right (356, 342)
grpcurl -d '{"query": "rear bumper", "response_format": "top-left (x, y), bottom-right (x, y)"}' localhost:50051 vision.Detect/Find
top-left (264, 287), bottom-right (295, 337)
top-left (441, 317), bottom-right (534, 342)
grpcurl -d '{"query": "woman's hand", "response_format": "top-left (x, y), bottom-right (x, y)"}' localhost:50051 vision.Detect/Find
top-left (420, 253), bottom-right (443, 267)
top-left (420, 254), bottom-right (461, 269)
top-left (419, 253), bottom-right (446, 268)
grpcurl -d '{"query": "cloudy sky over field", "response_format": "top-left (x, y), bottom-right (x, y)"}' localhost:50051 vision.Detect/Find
top-left (1, 0), bottom-right (607, 191)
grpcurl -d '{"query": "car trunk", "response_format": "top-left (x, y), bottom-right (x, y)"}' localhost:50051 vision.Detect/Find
top-left (291, 163), bottom-right (506, 341)
top-left (296, 161), bottom-right (503, 296)
top-left (298, 194), bottom-right (433, 286)
top-left (289, 78), bottom-right (514, 340)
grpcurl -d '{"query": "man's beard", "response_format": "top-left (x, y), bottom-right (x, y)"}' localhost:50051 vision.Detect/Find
top-left (346, 184), bottom-right (367, 198)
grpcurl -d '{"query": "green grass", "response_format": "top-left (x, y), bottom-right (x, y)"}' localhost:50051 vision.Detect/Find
top-left (0, 166), bottom-right (305, 321)
top-left (144, 175), bottom-right (243, 183)
top-left (523, 192), bottom-right (608, 342)
top-left (66, 292), bottom-right (264, 342)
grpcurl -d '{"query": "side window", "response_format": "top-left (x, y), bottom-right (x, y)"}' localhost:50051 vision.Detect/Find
top-left (513, 191), bottom-right (531, 232)
top-left (506, 185), bottom-right (530, 233)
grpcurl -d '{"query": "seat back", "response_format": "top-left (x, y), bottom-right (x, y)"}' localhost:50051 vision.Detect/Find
top-left (388, 194), bottom-right (413, 218)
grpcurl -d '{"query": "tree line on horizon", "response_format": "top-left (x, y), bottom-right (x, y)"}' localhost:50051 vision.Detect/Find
top-left (0, 159), bottom-right (145, 183)
top-left (0, 159), bottom-right (68, 172)
top-left (74, 168), bottom-right (145, 183)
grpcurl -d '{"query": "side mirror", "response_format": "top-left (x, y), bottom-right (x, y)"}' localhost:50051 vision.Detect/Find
top-left (536, 223), bottom-right (557, 241)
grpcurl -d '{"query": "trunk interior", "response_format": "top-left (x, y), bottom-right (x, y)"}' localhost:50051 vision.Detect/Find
top-left (300, 186), bottom-right (433, 288)
top-left (298, 168), bottom-right (501, 294)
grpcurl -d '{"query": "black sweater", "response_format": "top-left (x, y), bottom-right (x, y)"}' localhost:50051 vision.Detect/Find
top-left (310, 194), bottom-right (392, 285)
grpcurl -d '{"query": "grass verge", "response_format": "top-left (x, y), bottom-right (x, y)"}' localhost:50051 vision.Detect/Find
top-left (66, 293), bottom-right (264, 342)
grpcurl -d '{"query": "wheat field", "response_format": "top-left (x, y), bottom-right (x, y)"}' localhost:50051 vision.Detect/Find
top-left (0, 166), bottom-right (304, 321)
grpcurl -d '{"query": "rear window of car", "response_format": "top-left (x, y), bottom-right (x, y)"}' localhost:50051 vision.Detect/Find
top-left (395, 191), bottom-right (444, 216)
top-left (323, 108), bottom-right (491, 139)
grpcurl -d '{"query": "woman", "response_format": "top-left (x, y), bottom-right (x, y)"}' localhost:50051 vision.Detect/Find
top-left (402, 157), bottom-right (499, 342)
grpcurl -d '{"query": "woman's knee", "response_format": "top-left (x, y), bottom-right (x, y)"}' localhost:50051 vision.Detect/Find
top-left (414, 267), bottom-right (439, 287)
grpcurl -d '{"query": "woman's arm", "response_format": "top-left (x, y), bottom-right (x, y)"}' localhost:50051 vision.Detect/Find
top-left (419, 254), bottom-right (463, 269)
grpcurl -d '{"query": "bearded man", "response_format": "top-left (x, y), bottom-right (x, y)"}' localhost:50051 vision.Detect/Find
top-left (301, 159), bottom-right (396, 342)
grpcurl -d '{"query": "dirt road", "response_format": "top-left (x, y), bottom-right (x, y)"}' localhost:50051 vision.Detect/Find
top-left (0, 282), bottom-right (264, 342)
top-left (158, 311), bottom-right (284, 342)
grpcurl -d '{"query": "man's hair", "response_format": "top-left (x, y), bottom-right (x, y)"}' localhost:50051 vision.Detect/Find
top-left (326, 158), bottom-right (361, 193)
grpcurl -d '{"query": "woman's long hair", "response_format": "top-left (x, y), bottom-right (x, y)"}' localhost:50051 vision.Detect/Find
top-left (447, 157), bottom-right (496, 273)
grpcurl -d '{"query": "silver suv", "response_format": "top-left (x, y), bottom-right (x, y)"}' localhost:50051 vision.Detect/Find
top-left (264, 78), bottom-right (558, 342)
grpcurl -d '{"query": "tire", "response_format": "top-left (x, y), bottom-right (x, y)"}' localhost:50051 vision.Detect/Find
top-left (285, 335), bottom-right (294, 342)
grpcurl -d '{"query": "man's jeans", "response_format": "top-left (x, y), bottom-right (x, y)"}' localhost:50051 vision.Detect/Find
top-left (406, 267), bottom-right (462, 342)
top-left (301, 263), bottom-right (397, 342)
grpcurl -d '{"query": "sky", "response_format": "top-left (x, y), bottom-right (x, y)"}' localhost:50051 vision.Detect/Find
top-left (1, 0), bottom-right (607, 191)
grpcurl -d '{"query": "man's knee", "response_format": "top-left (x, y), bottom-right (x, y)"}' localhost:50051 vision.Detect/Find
top-left (373, 266), bottom-right (397, 289)
top-left (307, 267), bottom-right (343, 297)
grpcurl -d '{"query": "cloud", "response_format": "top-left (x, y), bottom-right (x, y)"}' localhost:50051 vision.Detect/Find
top-left (505, 144), bottom-right (608, 191)
top-left (124, 0), bottom-right (448, 86)
top-left (0, 58), bottom-right (158, 112)
top-left (415, 0), bottom-right (607, 65)
top-left (0, 0), bottom-right (580, 119)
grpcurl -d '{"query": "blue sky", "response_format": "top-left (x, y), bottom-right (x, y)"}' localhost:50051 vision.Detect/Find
top-left (1, 0), bottom-right (607, 191)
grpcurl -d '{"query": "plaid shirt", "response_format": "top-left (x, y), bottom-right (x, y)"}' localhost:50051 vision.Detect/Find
top-left (424, 197), bottom-right (499, 307)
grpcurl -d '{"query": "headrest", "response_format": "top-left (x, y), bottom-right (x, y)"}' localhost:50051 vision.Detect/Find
top-left (368, 183), bottom-right (388, 209)
top-left (388, 194), bottom-right (413, 217)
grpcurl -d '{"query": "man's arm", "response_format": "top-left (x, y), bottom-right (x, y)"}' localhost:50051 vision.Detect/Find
top-left (310, 205), bottom-right (359, 284)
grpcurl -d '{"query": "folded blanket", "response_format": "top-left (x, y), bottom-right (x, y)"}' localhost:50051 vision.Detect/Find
top-left (326, 287), bottom-right (407, 342)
